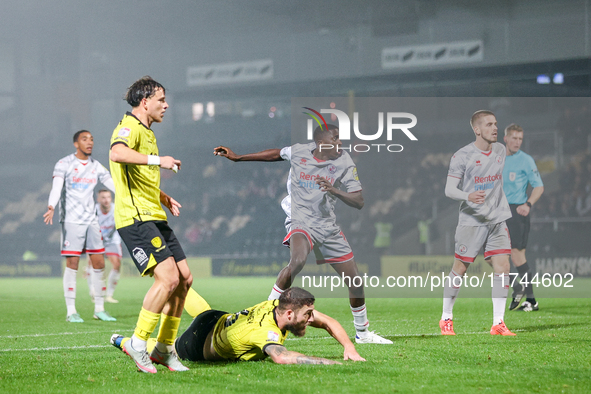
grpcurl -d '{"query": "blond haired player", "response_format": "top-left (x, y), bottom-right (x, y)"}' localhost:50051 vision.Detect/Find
top-left (109, 76), bottom-right (191, 373)
top-left (440, 110), bottom-right (516, 336)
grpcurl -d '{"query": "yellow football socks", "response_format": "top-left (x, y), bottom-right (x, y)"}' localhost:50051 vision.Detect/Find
top-left (184, 287), bottom-right (211, 318)
top-left (145, 338), bottom-right (157, 353)
top-left (134, 307), bottom-right (160, 341)
top-left (156, 314), bottom-right (181, 346)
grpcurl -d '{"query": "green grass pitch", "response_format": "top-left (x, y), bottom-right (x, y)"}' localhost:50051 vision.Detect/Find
top-left (0, 277), bottom-right (590, 393)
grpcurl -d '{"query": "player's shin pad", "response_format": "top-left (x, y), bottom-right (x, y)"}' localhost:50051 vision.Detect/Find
top-left (156, 314), bottom-right (181, 346)
top-left (134, 308), bottom-right (160, 341)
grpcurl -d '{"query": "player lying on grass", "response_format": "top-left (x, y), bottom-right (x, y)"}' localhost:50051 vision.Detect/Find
top-left (111, 287), bottom-right (366, 367)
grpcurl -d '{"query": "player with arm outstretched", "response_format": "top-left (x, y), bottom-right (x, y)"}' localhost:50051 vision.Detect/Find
top-left (111, 287), bottom-right (365, 365)
top-left (109, 76), bottom-right (191, 374)
top-left (440, 110), bottom-right (515, 336)
top-left (43, 130), bottom-right (117, 323)
top-left (213, 124), bottom-right (391, 345)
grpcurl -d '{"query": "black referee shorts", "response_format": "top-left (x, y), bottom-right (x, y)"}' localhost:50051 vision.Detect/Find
top-left (175, 309), bottom-right (227, 362)
top-left (506, 204), bottom-right (530, 250)
top-left (118, 220), bottom-right (186, 276)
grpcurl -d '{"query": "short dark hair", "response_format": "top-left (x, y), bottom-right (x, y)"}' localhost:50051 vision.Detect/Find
top-left (124, 76), bottom-right (165, 107)
top-left (313, 123), bottom-right (338, 142)
top-left (97, 189), bottom-right (111, 195)
top-left (470, 110), bottom-right (495, 129)
top-left (504, 123), bottom-right (523, 136)
top-left (277, 287), bottom-right (315, 313)
top-left (73, 130), bottom-right (91, 143)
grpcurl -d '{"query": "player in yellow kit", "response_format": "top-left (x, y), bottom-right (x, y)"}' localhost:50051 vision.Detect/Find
top-left (109, 76), bottom-right (192, 373)
top-left (111, 287), bottom-right (365, 365)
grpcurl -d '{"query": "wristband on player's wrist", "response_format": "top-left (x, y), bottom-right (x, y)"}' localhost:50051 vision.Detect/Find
top-left (147, 155), bottom-right (161, 166)
top-left (525, 201), bottom-right (532, 208)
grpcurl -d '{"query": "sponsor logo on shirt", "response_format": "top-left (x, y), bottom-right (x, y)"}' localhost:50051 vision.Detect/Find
top-left (133, 247), bottom-right (149, 266)
top-left (267, 331), bottom-right (280, 342)
top-left (298, 172), bottom-right (335, 189)
top-left (100, 224), bottom-right (114, 232)
top-left (474, 174), bottom-right (502, 183)
top-left (72, 176), bottom-right (97, 190)
top-left (118, 127), bottom-right (131, 137)
top-left (474, 174), bottom-right (501, 191)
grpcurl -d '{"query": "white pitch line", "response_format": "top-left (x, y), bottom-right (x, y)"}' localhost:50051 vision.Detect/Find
top-left (1, 329), bottom-right (528, 351)
top-left (0, 345), bottom-right (111, 352)
top-left (0, 330), bottom-right (133, 339)
top-left (287, 329), bottom-right (526, 341)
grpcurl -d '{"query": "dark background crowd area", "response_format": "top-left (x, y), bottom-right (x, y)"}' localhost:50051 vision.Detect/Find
top-left (1, 98), bottom-right (589, 261)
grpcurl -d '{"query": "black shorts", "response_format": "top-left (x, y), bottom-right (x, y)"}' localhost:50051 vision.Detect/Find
top-left (118, 220), bottom-right (186, 276)
top-left (175, 309), bottom-right (227, 362)
top-left (506, 204), bottom-right (530, 250)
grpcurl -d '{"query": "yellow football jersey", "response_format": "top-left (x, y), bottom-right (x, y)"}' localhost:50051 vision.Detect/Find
top-left (109, 112), bottom-right (167, 228)
top-left (212, 300), bottom-right (288, 361)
